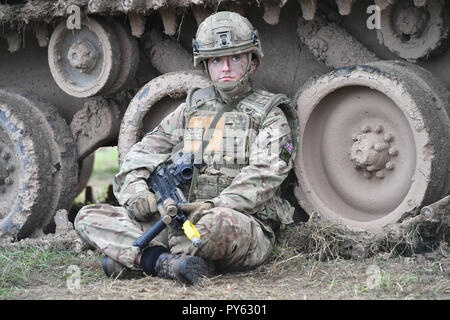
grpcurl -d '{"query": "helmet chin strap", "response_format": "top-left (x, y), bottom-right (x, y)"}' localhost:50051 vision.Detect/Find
top-left (204, 53), bottom-right (254, 100)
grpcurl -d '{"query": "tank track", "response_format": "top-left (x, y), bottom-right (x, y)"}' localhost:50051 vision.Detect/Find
top-left (0, 0), bottom-right (407, 31)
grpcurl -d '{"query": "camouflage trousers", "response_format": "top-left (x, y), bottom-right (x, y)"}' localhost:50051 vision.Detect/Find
top-left (74, 204), bottom-right (274, 272)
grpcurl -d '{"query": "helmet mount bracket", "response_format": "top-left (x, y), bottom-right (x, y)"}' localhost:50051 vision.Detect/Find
top-left (216, 31), bottom-right (232, 48)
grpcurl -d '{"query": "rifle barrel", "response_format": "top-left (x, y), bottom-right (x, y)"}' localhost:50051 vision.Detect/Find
top-left (133, 218), bottom-right (167, 250)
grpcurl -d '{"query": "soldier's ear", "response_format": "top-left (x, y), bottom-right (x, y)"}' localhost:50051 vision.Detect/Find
top-left (202, 60), bottom-right (211, 77)
top-left (249, 56), bottom-right (258, 75)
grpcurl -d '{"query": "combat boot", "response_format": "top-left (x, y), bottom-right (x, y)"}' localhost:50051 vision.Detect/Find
top-left (102, 255), bottom-right (143, 279)
top-left (154, 253), bottom-right (215, 285)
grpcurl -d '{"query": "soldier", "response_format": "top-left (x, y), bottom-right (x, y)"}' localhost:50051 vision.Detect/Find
top-left (74, 11), bottom-right (298, 285)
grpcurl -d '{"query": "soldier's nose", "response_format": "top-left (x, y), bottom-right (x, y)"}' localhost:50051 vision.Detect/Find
top-left (222, 58), bottom-right (231, 72)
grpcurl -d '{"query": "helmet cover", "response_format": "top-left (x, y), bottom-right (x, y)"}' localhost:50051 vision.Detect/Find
top-left (192, 11), bottom-right (263, 67)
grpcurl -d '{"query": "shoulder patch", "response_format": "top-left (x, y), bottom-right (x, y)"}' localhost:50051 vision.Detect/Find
top-left (280, 141), bottom-right (293, 164)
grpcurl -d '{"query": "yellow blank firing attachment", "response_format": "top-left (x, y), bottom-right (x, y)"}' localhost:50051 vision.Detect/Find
top-left (182, 220), bottom-right (202, 247)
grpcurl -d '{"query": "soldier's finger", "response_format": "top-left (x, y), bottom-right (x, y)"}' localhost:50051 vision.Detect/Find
top-left (189, 210), bottom-right (209, 225)
top-left (146, 193), bottom-right (158, 213)
top-left (144, 198), bottom-right (154, 214)
top-left (177, 202), bottom-right (197, 212)
top-left (136, 199), bottom-right (149, 215)
top-left (130, 203), bottom-right (140, 216)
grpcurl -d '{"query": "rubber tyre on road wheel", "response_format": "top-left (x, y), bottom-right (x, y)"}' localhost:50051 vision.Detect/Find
top-left (0, 89), bottom-right (78, 238)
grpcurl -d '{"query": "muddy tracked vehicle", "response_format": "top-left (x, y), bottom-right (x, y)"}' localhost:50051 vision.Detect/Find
top-left (0, 0), bottom-right (449, 240)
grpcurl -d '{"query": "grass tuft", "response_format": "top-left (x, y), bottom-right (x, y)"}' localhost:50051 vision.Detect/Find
top-left (0, 244), bottom-right (103, 298)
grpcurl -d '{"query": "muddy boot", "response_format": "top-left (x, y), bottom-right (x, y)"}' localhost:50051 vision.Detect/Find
top-left (102, 255), bottom-right (143, 279)
top-left (154, 253), bottom-right (215, 285)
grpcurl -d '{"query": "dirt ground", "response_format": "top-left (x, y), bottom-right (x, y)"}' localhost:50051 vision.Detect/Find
top-left (2, 212), bottom-right (450, 302)
top-left (15, 250), bottom-right (450, 300)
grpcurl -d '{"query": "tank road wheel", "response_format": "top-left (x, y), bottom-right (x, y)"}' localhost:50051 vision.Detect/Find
top-left (19, 91), bottom-right (78, 234)
top-left (0, 89), bottom-right (77, 238)
top-left (377, 0), bottom-right (449, 60)
top-left (0, 91), bottom-right (51, 238)
top-left (294, 61), bottom-right (450, 233)
top-left (102, 20), bottom-right (140, 95)
top-left (48, 17), bottom-right (121, 98)
top-left (118, 71), bottom-right (210, 163)
top-left (0, 90), bottom-right (77, 239)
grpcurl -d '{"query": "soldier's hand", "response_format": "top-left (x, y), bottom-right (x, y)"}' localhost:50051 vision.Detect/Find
top-left (177, 201), bottom-right (214, 224)
top-left (126, 190), bottom-right (158, 222)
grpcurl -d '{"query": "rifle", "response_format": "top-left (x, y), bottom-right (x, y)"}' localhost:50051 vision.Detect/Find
top-left (132, 152), bottom-right (202, 250)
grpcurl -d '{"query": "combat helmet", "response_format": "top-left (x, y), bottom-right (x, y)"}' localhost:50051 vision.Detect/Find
top-left (192, 11), bottom-right (263, 96)
top-left (192, 11), bottom-right (263, 94)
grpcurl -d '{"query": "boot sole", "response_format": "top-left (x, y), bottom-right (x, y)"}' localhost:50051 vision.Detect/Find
top-left (177, 256), bottom-right (215, 285)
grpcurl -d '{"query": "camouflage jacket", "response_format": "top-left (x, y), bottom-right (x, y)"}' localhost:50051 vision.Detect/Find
top-left (113, 85), bottom-right (296, 229)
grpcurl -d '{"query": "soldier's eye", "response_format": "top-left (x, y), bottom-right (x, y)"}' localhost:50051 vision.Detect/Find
top-left (232, 56), bottom-right (240, 62)
top-left (211, 58), bottom-right (220, 64)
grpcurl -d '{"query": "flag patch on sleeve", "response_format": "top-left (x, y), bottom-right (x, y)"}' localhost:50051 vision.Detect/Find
top-left (280, 142), bottom-right (293, 164)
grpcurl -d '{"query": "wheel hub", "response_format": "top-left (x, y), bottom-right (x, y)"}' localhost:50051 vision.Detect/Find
top-left (350, 124), bottom-right (398, 179)
top-left (377, 0), bottom-right (446, 60)
top-left (393, 3), bottom-right (430, 39)
top-left (67, 39), bottom-right (98, 72)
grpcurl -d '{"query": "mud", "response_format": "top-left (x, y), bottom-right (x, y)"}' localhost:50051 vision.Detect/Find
top-left (294, 62), bottom-right (450, 232)
top-left (262, 1), bottom-right (285, 25)
top-left (0, 1), bottom-right (57, 27)
top-left (70, 97), bottom-right (121, 160)
top-left (0, 209), bottom-right (86, 251)
top-left (0, 0), bottom-right (286, 27)
top-left (5, 89), bottom-right (78, 235)
top-left (144, 30), bottom-right (193, 74)
top-left (117, 70), bottom-right (210, 163)
top-left (377, 0), bottom-right (450, 60)
top-left (297, 13), bottom-right (379, 67)
top-left (48, 17), bottom-right (122, 98)
top-left (3, 205), bottom-right (450, 300)
top-left (284, 211), bottom-right (450, 261)
top-left (4, 32), bottom-right (20, 53)
top-left (0, 89), bottom-right (54, 240)
top-left (371, 60), bottom-right (450, 198)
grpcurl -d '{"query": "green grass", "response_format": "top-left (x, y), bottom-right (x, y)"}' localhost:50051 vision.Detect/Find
top-left (0, 245), bottom-right (103, 298)
top-left (91, 146), bottom-right (119, 181)
top-left (75, 147), bottom-right (119, 203)
top-left (1, 147), bottom-right (118, 298)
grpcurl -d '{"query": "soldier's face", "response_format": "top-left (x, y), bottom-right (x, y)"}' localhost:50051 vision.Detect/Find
top-left (207, 54), bottom-right (258, 83)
